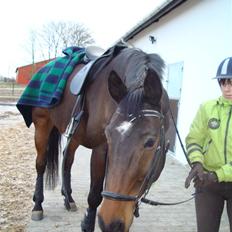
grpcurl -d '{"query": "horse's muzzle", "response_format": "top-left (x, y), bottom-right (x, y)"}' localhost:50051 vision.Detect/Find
top-left (98, 215), bottom-right (126, 232)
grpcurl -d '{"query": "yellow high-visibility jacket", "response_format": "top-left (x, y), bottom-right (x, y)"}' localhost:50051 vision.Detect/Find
top-left (186, 96), bottom-right (232, 182)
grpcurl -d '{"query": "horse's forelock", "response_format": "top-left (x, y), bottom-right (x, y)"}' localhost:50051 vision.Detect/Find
top-left (119, 88), bottom-right (144, 118)
top-left (117, 49), bottom-right (164, 117)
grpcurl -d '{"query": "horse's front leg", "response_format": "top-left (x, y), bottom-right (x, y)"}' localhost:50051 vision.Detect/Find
top-left (61, 138), bottom-right (78, 211)
top-left (81, 143), bottom-right (107, 232)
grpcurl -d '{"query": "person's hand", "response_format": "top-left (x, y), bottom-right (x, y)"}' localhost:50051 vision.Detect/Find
top-left (193, 171), bottom-right (218, 188)
top-left (185, 162), bottom-right (204, 188)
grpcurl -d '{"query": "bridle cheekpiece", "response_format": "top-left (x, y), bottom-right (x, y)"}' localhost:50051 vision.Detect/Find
top-left (102, 109), bottom-right (166, 205)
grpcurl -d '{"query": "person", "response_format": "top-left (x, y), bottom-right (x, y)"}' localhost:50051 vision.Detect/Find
top-left (185, 57), bottom-right (232, 232)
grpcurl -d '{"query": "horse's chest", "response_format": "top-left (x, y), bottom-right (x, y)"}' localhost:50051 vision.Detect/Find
top-left (82, 128), bottom-right (106, 148)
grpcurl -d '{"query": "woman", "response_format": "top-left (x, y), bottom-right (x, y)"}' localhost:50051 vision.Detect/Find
top-left (185, 57), bottom-right (232, 232)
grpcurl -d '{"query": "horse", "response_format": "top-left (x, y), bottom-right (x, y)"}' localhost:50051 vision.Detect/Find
top-left (28, 45), bottom-right (170, 232)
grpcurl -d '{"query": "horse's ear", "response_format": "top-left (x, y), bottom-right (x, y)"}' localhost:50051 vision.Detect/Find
top-left (144, 68), bottom-right (162, 105)
top-left (108, 71), bottom-right (128, 103)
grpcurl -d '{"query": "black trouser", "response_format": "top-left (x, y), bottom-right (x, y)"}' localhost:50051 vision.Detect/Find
top-left (195, 182), bottom-right (232, 232)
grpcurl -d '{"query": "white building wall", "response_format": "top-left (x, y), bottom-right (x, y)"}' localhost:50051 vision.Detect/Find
top-left (127, 0), bottom-right (232, 163)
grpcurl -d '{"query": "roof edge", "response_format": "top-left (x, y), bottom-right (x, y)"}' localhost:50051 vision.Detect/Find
top-left (122, 0), bottom-right (188, 41)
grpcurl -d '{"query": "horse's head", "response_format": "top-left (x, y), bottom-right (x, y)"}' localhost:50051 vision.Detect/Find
top-left (98, 50), bottom-right (169, 232)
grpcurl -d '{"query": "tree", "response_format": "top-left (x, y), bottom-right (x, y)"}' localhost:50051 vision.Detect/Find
top-left (28, 21), bottom-right (95, 62)
top-left (59, 22), bottom-right (95, 49)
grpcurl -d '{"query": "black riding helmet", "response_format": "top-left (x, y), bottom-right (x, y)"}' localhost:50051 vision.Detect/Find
top-left (214, 57), bottom-right (232, 85)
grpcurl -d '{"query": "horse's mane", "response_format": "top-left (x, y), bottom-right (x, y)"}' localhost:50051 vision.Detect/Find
top-left (118, 48), bottom-right (165, 117)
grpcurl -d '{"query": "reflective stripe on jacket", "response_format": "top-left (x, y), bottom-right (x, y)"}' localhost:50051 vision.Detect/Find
top-left (186, 96), bottom-right (232, 182)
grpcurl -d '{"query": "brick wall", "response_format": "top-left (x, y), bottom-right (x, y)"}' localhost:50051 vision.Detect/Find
top-left (16, 59), bottom-right (52, 85)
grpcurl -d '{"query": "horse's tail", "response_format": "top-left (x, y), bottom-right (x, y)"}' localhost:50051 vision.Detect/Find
top-left (45, 127), bottom-right (61, 190)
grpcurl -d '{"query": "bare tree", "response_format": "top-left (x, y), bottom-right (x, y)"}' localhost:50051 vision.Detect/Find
top-left (26, 21), bottom-right (95, 62)
top-left (60, 22), bottom-right (95, 48)
top-left (39, 22), bottom-right (62, 59)
top-left (23, 30), bottom-right (37, 64)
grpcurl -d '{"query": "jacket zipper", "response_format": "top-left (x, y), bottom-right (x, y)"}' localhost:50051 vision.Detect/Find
top-left (224, 105), bottom-right (232, 164)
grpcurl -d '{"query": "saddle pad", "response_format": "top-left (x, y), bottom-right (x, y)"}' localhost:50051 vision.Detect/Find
top-left (16, 46), bottom-right (85, 127)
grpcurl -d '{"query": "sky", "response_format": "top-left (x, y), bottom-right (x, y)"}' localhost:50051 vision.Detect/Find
top-left (0, 0), bottom-right (166, 78)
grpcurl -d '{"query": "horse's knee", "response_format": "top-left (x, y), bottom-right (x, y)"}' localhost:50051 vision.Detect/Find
top-left (87, 180), bottom-right (104, 209)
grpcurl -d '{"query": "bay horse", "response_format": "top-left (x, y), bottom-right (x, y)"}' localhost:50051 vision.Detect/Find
top-left (29, 45), bottom-right (170, 231)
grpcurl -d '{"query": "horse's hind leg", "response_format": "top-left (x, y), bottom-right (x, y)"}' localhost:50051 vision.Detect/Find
top-left (62, 138), bottom-right (79, 211)
top-left (31, 116), bottom-right (55, 221)
top-left (81, 143), bottom-right (107, 232)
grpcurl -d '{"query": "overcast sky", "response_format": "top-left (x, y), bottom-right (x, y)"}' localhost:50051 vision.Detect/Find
top-left (0, 0), bottom-right (166, 78)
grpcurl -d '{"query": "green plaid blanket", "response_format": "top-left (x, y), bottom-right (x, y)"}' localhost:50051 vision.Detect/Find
top-left (16, 46), bottom-right (85, 127)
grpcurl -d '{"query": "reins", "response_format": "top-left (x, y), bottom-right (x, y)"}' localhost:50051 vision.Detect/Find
top-left (141, 192), bottom-right (196, 206)
top-left (138, 101), bottom-right (196, 210)
top-left (167, 100), bottom-right (192, 168)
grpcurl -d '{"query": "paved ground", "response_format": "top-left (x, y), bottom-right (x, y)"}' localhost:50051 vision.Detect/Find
top-left (26, 147), bottom-right (230, 232)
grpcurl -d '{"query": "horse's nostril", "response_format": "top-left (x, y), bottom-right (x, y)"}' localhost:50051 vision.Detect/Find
top-left (110, 220), bottom-right (125, 232)
top-left (98, 215), bottom-right (125, 232)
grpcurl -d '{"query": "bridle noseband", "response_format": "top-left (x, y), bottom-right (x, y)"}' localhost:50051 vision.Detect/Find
top-left (101, 109), bottom-right (166, 204)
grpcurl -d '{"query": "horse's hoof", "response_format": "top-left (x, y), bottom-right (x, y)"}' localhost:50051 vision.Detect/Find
top-left (31, 210), bottom-right (43, 221)
top-left (69, 202), bottom-right (77, 212)
top-left (64, 199), bottom-right (77, 211)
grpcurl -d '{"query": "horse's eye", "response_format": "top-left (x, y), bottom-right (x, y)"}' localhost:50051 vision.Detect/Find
top-left (144, 138), bottom-right (155, 148)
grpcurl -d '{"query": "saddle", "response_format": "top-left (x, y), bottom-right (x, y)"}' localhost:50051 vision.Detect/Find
top-left (66, 42), bottom-right (128, 138)
top-left (70, 43), bottom-right (128, 96)
top-left (70, 46), bottom-right (105, 95)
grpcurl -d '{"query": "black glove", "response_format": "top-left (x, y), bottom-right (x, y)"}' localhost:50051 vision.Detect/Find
top-left (185, 162), bottom-right (204, 188)
top-left (193, 171), bottom-right (218, 188)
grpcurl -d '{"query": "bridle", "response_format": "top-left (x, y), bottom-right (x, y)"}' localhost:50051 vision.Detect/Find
top-left (101, 104), bottom-right (197, 218)
top-left (101, 109), bottom-right (167, 210)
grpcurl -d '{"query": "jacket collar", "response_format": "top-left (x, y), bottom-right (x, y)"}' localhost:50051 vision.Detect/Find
top-left (218, 96), bottom-right (232, 106)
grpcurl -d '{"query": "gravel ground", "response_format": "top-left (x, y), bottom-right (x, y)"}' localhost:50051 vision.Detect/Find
top-left (0, 108), bottom-right (36, 232)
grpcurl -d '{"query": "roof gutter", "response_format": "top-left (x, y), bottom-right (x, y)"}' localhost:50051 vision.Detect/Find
top-left (122, 0), bottom-right (188, 41)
